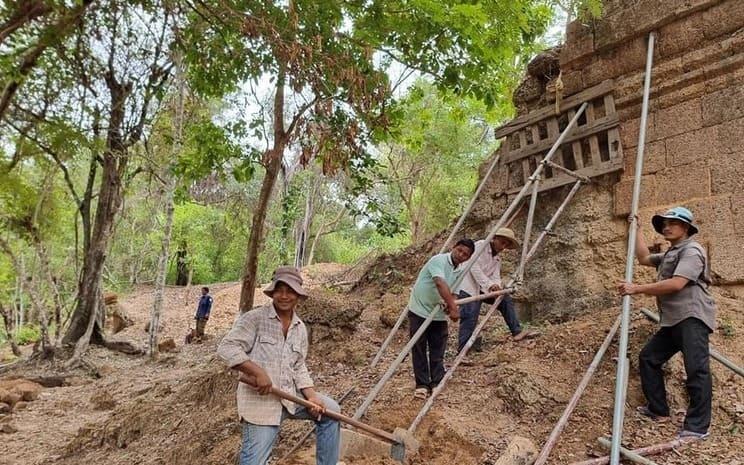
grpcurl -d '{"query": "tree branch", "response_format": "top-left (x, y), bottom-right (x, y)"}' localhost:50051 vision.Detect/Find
top-left (5, 119), bottom-right (82, 206)
top-left (0, 0), bottom-right (94, 122)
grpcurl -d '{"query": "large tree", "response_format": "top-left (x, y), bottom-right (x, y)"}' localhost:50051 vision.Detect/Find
top-left (185, 0), bottom-right (552, 313)
top-left (1, 1), bottom-right (176, 348)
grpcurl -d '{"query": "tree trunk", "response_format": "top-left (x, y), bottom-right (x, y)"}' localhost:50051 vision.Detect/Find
top-left (294, 187), bottom-right (313, 268)
top-left (307, 207), bottom-right (344, 267)
top-left (238, 67), bottom-right (287, 313)
top-left (62, 159), bottom-right (122, 345)
top-left (175, 245), bottom-right (189, 285)
top-left (64, 58), bottom-right (134, 347)
top-left (66, 284), bottom-right (103, 368)
top-left (149, 50), bottom-right (184, 358)
top-left (149, 180), bottom-right (176, 358)
top-left (239, 151), bottom-right (283, 312)
top-left (0, 304), bottom-right (21, 356)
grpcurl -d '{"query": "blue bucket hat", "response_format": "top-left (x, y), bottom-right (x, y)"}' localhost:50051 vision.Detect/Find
top-left (651, 206), bottom-right (699, 236)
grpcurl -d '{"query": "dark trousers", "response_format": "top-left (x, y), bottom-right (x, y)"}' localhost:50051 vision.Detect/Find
top-left (195, 318), bottom-right (208, 337)
top-left (638, 317), bottom-right (712, 433)
top-left (408, 311), bottom-right (448, 390)
top-left (457, 290), bottom-right (522, 352)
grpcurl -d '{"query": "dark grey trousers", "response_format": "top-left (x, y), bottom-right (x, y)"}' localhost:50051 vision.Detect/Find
top-left (408, 311), bottom-right (448, 390)
top-left (639, 317), bottom-right (712, 433)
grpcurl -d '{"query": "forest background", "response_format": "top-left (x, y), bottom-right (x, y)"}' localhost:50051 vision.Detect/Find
top-left (0, 0), bottom-right (600, 358)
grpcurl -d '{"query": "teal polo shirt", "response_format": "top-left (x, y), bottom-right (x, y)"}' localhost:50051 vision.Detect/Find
top-left (408, 252), bottom-right (463, 321)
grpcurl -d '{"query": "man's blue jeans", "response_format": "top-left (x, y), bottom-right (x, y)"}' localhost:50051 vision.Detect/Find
top-left (238, 393), bottom-right (340, 465)
top-left (457, 290), bottom-right (522, 352)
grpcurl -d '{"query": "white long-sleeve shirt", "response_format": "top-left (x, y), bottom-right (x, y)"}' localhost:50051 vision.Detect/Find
top-left (458, 239), bottom-right (502, 296)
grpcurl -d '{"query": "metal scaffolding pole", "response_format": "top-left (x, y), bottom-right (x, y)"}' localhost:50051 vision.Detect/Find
top-left (568, 437), bottom-right (698, 465)
top-left (610, 31), bottom-right (656, 465)
top-left (600, 437), bottom-right (660, 465)
top-left (354, 104), bottom-right (588, 421)
top-left (407, 179), bottom-right (586, 433)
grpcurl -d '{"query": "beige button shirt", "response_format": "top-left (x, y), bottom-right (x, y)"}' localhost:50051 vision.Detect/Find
top-left (458, 239), bottom-right (502, 296)
top-left (217, 303), bottom-right (314, 425)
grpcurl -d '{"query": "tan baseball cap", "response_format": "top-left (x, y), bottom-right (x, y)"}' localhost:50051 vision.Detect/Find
top-left (263, 267), bottom-right (309, 298)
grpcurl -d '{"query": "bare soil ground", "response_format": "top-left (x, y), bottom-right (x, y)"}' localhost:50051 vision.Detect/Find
top-left (0, 262), bottom-right (742, 465)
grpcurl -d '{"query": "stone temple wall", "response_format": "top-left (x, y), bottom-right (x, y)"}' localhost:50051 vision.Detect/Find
top-left (469, 0), bottom-right (744, 320)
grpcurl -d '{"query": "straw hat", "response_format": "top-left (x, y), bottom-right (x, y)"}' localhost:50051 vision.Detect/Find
top-left (493, 228), bottom-right (520, 249)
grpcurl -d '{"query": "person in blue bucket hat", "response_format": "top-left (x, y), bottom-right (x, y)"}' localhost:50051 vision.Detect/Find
top-left (617, 206), bottom-right (716, 440)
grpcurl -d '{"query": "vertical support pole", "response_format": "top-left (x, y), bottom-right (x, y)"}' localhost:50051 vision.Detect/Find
top-left (610, 31), bottom-right (656, 465)
top-left (356, 104), bottom-right (587, 421)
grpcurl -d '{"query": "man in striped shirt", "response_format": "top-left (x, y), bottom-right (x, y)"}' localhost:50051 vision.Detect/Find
top-left (217, 267), bottom-right (340, 465)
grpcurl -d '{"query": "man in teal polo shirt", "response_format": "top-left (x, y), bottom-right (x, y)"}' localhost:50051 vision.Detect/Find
top-left (408, 238), bottom-right (475, 399)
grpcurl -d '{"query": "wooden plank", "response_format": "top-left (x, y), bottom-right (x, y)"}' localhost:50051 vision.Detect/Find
top-left (495, 80), bottom-right (615, 139)
top-left (604, 93), bottom-right (616, 115)
top-left (567, 109), bottom-right (584, 169)
top-left (607, 127), bottom-right (621, 160)
top-left (521, 158), bottom-right (531, 185)
top-left (506, 158), bottom-right (623, 194)
top-left (571, 141), bottom-right (584, 169)
top-left (531, 125), bottom-right (541, 145)
top-left (545, 117), bottom-right (563, 170)
top-left (589, 134), bottom-right (602, 166)
top-left (518, 129), bottom-right (528, 149)
top-left (503, 113), bottom-right (619, 164)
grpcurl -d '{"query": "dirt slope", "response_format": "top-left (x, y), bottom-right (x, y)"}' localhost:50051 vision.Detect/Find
top-left (0, 263), bottom-right (742, 465)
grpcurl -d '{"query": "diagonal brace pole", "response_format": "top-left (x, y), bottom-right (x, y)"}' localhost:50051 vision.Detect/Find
top-left (517, 176), bottom-right (540, 280)
top-left (534, 314), bottom-right (622, 465)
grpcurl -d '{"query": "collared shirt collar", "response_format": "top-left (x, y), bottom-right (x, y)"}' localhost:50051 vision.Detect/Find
top-left (268, 302), bottom-right (302, 328)
top-left (448, 252), bottom-right (462, 270)
top-left (668, 237), bottom-right (693, 250)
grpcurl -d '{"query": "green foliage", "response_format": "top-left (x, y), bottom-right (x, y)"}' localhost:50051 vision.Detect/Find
top-left (352, 0), bottom-right (554, 107)
top-left (175, 118), bottom-right (256, 184)
top-left (375, 80), bottom-right (501, 243)
top-left (314, 228), bottom-right (409, 265)
top-left (719, 319), bottom-right (736, 338)
top-left (573, 0), bottom-right (603, 20)
top-left (15, 325), bottom-right (41, 345)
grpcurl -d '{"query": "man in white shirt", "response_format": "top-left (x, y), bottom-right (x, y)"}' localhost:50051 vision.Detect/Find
top-left (457, 228), bottom-right (534, 352)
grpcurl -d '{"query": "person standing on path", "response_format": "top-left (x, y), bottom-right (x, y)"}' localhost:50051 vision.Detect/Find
top-left (194, 286), bottom-right (213, 340)
top-left (407, 239), bottom-right (474, 399)
top-left (617, 207), bottom-right (716, 440)
top-left (217, 267), bottom-right (340, 465)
